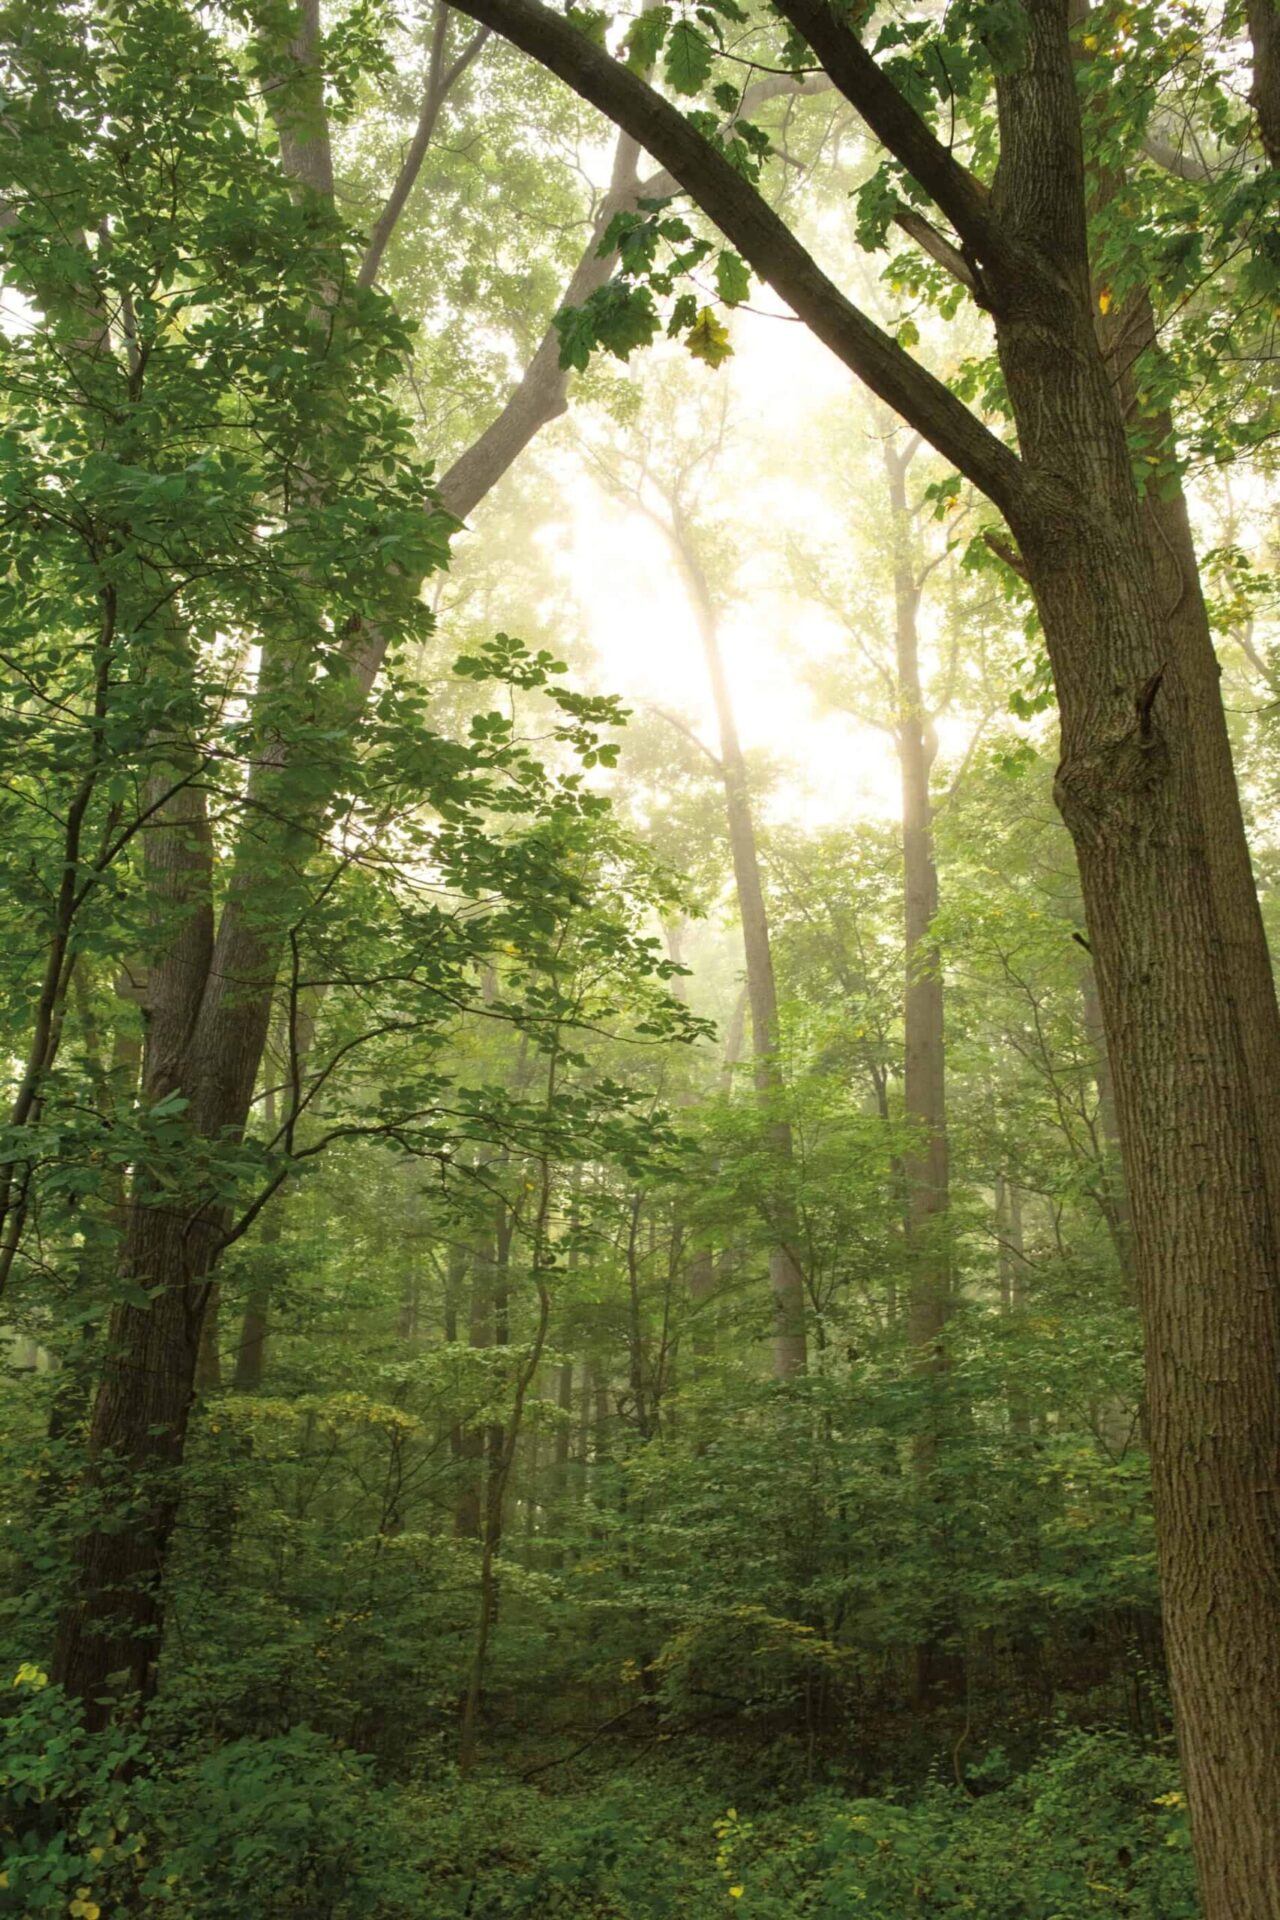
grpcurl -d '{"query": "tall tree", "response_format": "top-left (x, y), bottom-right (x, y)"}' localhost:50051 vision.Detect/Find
top-left (582, 413), bottom-right (808, 1375)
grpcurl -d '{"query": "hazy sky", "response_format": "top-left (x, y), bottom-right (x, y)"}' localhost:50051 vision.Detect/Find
top-left (545, 291), bottom-right (987, 830)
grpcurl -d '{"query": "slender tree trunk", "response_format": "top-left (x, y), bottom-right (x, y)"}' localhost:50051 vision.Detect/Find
top-left (668, 508), bottom-right (806, 1375)
top-left (883, 439), bottom-right (961, 1708)
top-left (885, 443), bottom-right (950, 1349)
top-left (996, 1175), bottom-right (1031, 1440)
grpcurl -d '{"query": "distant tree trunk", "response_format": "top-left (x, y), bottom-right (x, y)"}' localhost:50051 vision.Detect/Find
top-left (459, 1116), bottom-right (554, 1771)
top-left (1079, 957), bottom-right (1133, 1273)
top-left (195, 1295), bottom-right (223, 1394)
top-left (483, 1195), bottom-right (514, 1539)
top-left (666, 507), bottom-right (806, 1376)
top-left (883, 442), bottom-right (950, 1343)
top-left (883, 437), bottom-right (960, 1708)
top-left (455, 1249), bottom-right (488, 1542)
top-left (996, 1174), bottom-right (1031, 1440)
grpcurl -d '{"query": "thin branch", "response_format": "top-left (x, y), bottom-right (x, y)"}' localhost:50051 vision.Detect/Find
top-left (357, 8), bottom-right (491, 290)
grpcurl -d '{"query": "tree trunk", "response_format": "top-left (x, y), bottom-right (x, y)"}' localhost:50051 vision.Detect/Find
top-left (668, 508), bottom-right (807, 1375)
top-left (996, 1174), bottom-right (1031, 1440)
top-left (883, 439), bottom-right (961, 1708)
top-left (995, 8), bottom-right (1280, 1901)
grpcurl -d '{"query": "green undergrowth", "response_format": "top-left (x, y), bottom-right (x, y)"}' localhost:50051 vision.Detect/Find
top-left (0, 1671), bottom-right (1197, 1919)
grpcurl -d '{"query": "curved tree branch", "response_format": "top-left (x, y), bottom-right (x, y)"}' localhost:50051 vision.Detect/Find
top-left (442, 0), bottom-right (1026, 518)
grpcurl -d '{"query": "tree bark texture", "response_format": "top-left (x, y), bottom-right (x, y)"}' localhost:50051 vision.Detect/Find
top-left (993, 7), bottom-right (1280, 1904)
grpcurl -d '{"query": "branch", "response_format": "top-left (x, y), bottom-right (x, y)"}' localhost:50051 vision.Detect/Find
top-left (439, 72), bottom-right (830, 517)
top-left (1140, 131), bottom-right (1211, 184)
top-left (440, 131), bottom-right (646, 518)
top-left (769, 0), bottom-right (1012, 277)
top-left (891, 202), bottom-right (975, 291)
top-left (983, 529), bottom-right (1027, 578)
top-left (442, 0), bottom-right (1025, 518)
top-left (643, 702), bottom-right (723, 771)
top-left (357, 8), bottom-right (491, 290)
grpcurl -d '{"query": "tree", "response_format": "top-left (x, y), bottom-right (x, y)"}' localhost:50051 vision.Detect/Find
top-left (578, 388), bottom-right (807, 1374)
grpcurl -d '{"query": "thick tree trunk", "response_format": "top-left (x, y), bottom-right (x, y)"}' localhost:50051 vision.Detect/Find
top-left (1246, 0), bottom-right (1280, 167)
top-left (994, 8), bottom-right (1280, 1904)
top-left (50, 1205), bottom-right (220, 1722)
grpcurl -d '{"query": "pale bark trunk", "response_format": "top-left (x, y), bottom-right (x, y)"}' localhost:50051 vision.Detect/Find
top-left (883, 440), bottom-right (960, 1707)
top-left (884, 443), bottom-right (951, 1366)
top-left (669, 508), bottom-right (806, 1375)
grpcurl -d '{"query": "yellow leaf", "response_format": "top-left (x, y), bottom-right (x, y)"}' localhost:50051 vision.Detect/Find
top-left (729, 1888), bottom-right (745, 1899)
top-left (686, 307), bottom-right (733, 369)
top-left (1082, 32), bottom-right (1097, 47)
top-left (1098, 288), bottom-right (1112, 314)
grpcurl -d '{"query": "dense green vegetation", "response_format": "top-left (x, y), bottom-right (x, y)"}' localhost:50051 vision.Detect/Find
top-left (0, 0), bottom-right (1276, 1913)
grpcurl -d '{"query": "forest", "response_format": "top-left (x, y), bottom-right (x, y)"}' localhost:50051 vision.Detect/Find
top-left (0, 0), bottom-right (1277, 1913)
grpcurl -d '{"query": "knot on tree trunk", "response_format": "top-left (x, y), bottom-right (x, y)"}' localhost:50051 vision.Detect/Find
top-left (1053, 721), bottom-right (1170, 850)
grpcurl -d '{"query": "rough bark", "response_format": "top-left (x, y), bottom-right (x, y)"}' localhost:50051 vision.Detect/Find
top-left (1079, 956), bottom-right (1132, 1270)
top-left (992, 9), bottom-right (1280, 1904)
top-left (1246, 0), bottom-right (1280, 168)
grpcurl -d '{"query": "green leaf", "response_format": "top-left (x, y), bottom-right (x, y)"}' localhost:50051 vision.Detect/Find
top-left (714, 249), bottom-right (750, 306)
top-left (664, 20), bottom-right (713, 93)
top-left (624, 4), bottom-right (671, 72)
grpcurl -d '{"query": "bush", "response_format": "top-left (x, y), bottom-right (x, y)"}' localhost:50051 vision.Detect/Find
top-left (711, 1732), bottom-right (1198, 1918)
top-left (0, 1672), bottom-right (422, 1919)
